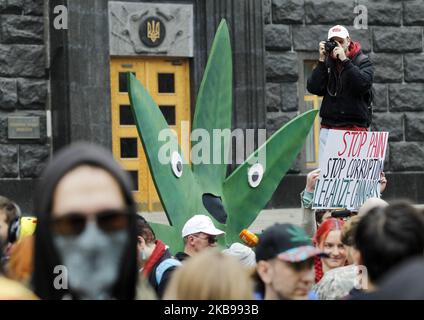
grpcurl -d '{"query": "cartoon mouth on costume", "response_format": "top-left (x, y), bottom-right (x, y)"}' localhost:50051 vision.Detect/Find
top-left (202, 193), bottom-right (228, 224)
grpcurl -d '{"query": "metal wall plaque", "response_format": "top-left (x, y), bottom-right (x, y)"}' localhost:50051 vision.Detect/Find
top-left (109, 2), bottom-right (193, 57)
top-left (8, 116), bottom-right (41, 139)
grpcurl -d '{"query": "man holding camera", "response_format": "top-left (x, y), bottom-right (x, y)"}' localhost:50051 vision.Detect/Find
top-left (307, 25), bottom-right (374, 164)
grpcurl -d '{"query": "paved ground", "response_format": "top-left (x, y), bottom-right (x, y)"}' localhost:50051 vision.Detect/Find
top-left (140, 208), bottom-right (303, 234)
top-left (141, 204), bottom-right (424, 234)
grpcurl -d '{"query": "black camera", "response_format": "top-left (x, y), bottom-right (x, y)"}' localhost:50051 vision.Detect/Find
top-left (331, 209), bottom-right (356, 219)
top-left (324, 40), bottom-right (338, 54)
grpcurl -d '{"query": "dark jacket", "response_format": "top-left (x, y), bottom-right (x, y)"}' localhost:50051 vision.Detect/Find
top-left (307, 43), bottom-right (374, 128)
top-left (144, 241), bottom-right (179, 298)
top-left (345, 288), bottom-right (366, 300)
top-left (175, 251), bottom-right (190, 262)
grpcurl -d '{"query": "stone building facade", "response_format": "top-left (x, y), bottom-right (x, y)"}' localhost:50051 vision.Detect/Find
top-left (0, 0), bottom-right (50, 211)
top-left (1, 0), bottom-right (424, 211)
top-left (263, 0), bottom-right (424, 206)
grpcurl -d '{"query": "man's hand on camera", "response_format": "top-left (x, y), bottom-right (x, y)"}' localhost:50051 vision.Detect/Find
top-left (332, 40), bottom-right (347, 61)
top-left (319, 41), bottom-right (326, 62)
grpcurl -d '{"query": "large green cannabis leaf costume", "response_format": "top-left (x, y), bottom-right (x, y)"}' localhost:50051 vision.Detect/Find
top-left (128, 20), bottom-right (318, 253)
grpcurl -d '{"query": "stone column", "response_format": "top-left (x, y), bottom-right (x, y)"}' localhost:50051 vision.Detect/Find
top-left (50, 0), bottom-right (113, 151)
top-left (194, 0), bottom-right (265, 128)
top-left (194, 0), bottom-right (266, 170)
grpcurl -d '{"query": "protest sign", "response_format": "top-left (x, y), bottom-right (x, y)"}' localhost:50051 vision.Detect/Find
top-left (312, 130), bottom-right (389, 210)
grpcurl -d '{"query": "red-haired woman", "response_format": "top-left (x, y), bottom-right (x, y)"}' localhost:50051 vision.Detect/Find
top-left (314, 218), bottom-right (347, 283)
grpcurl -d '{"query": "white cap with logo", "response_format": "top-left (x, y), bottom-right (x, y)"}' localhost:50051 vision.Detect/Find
top-left (328, 25), bottom-right (349, 40)
top-left (182, 214), bottom-right (225, 237)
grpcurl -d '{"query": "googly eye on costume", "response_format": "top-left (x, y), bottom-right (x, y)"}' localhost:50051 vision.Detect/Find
top-left (171, 151), bottom-right (183, 178)
top-left (248, 163), bottom-right (264, 188)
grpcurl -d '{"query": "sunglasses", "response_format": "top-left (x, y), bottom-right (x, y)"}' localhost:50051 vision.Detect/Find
top-left (51, 209), bottom-right (130, 236)
top-left (192, 234), bottom-right (217, 244)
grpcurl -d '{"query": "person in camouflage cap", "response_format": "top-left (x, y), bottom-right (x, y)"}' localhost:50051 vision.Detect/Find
top-left (254, 223), bottom-right (327, 300)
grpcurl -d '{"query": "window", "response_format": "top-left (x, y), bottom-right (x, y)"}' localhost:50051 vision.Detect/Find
top-left (126, 170), bottom-right (139, 191)
top-left (158, 73), bottom-right (175, 93)
top-left (120, 138), bottom-right (138, 158)
top-left (304, 61), bottom-right (321, 167)
top-left (119, 105), bottom-right (135, 125)
top-left (159, 105), bottom-right (176, 125)
top-left (119, 72), bottom-right (136, 93)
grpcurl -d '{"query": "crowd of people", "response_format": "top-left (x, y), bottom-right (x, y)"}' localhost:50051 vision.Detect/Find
top-left (0, 141), bottom-right (423, 300)
top-left (1, 25), bottom-right (422, 300)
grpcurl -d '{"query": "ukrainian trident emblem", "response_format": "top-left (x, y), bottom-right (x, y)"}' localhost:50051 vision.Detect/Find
top-left (140, 17), bottom-right (165, 47)
top-left (147, 20), bottom-right (160, 42)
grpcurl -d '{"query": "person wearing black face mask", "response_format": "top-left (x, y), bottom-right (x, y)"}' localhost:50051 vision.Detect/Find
top-left (32, 143), bottom-right (138, 300)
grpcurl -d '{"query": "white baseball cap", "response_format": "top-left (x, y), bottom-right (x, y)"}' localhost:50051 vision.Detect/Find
top-left (182, 215), bottom-right (225, 237)
top-left (223, 243), bottom-right (256, 267)
top-left (328, 25), bottom-right (349, 40)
